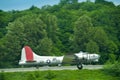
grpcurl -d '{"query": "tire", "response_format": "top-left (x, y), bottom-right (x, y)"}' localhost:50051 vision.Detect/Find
top-left (77, 63), bottom-right (83, 69)
top-left (58, 64), bottom-right (61, 67)
top-left (36, 66), bottom-right (39, 69)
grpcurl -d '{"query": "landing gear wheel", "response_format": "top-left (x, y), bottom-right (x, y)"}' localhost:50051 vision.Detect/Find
top-left (35, 65), bottom-right (39, 69)
top-left (58, 64), bottom-right (61, 67)
top-left (77, 63), bottom-right (83, 70)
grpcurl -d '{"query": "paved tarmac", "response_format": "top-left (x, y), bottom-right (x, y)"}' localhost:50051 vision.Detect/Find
top-left (0, 65), bottom-right (103, 72)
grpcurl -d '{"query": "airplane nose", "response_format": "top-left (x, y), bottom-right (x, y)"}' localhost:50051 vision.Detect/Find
top-left (96, 54), bottom-right (100, 59)
top-left (98, 55), bottom-right (100, 58)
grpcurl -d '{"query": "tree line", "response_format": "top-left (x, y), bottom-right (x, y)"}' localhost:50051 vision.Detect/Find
top-left (0, 0), bottom-right (120, 68)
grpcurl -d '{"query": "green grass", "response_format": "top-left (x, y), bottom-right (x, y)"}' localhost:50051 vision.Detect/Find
top-left (0, 70), bottom-right (120, 80)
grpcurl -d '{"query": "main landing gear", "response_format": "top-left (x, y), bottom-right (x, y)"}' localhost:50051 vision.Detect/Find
top-left (77, 62), bottom-right (83, 69)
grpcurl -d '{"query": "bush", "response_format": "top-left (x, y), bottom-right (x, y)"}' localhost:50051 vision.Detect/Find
top-left (103, 61), bottom-right (120, 77)
top-left (44, 70), bottom-right (56, 80)
top-left (26, 73), bottom-right (36, 80)
top-left (0, 72), bottom-right (5, 80)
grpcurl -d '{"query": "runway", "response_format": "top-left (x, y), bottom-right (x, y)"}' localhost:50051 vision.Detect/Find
top-left (0, 65), bottom-right (103, 72)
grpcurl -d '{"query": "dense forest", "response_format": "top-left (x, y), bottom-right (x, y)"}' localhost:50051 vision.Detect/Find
top-left (0, 0), bottom-right (120, 68)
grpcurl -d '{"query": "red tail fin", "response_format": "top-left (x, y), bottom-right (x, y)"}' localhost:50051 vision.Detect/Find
top-left (24, 46), bottom-right (34, 62)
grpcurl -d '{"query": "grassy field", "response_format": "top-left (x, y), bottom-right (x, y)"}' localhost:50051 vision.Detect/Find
top-left (0, 69), bottom-right (120, 80)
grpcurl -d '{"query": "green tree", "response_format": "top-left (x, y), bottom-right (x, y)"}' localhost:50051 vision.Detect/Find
top-left (0, 10), bottom-right (12, 38)
top-left (60, 0), bottom-right (78, 5)
top-left (20, 14), bottom-right (47, 47)
top-left (1, 14), bottom-right (47, 67)
top-left (106, 41), bottom-right (118, 54)
top-left (107, 53), bottom-right (116, 64)
top-left (43, 14), bottom-right (59, 43)
top-left (95, 0), bottom-right (106, 3)
top-left (36, 37), bottom-right (53, 56)
top-left (92, 27), bottom-right (118, 63)
top-left (4, 19), bottom-right (25, 67)
top-left (73, 15), bottom-right (93, 52)
top-left (86, 40), bottom-right (99, 53)
top-left (92, 27), bottom-right (108, 52)
top-left (95, 0), bottom-right (114, 6)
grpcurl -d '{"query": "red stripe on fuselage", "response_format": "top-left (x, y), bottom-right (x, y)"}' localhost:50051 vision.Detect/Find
top-left (24, 46), bottom-right (34, 61)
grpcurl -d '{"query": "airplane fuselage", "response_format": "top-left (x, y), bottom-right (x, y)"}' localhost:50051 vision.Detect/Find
top-left (19, 46), bottom-right (64, 66)
top-left (19, 56), bottom-right (64, 66)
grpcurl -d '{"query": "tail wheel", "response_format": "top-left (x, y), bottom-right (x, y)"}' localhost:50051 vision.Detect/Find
top-left (77, 63), bottom-right (83, 69)
top-left (58, 64), bottom-right (61, 67)
top-left (36, 66), bottom-right (39, 69)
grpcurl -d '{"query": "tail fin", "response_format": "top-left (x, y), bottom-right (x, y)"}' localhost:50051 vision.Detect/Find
top-left (21, 46), bottom-right (34, 62)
